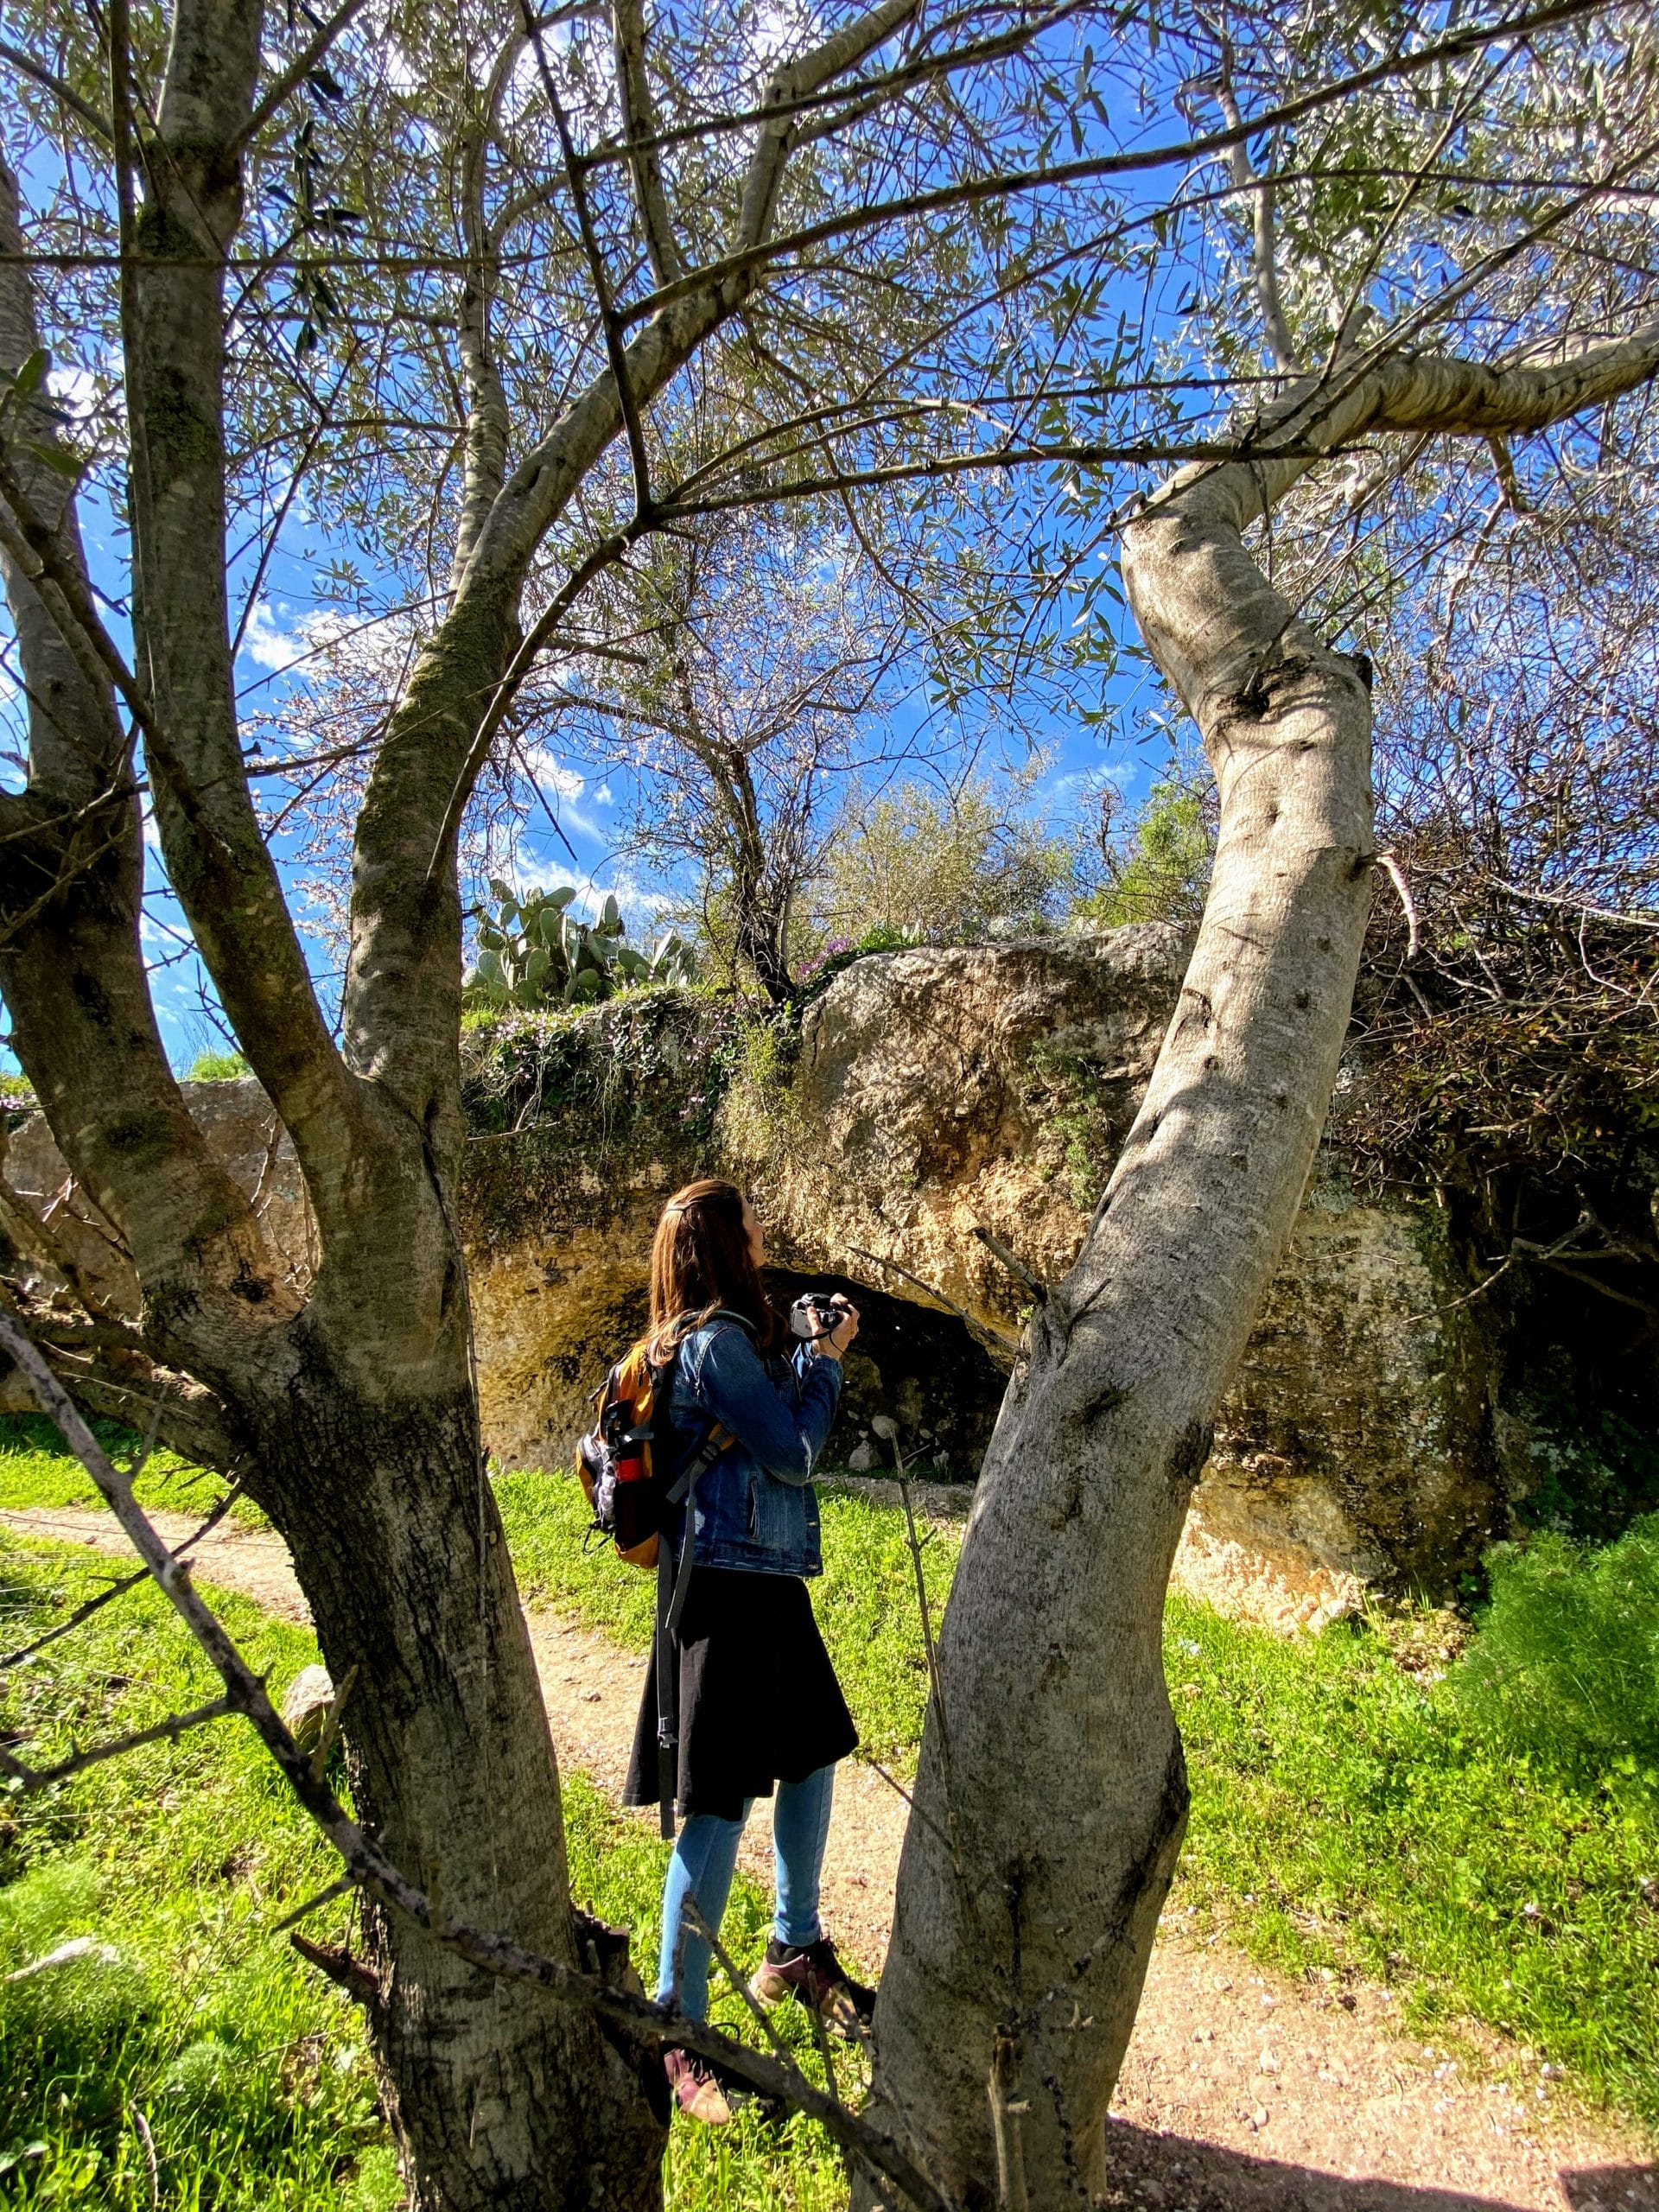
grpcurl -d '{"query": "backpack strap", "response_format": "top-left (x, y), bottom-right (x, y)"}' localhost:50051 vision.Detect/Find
top-left (653, 1419), bottom-right (730, 1840)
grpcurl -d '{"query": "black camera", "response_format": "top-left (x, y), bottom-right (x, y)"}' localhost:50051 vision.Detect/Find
top-left (788, 1293), bottom-right (843, 1341)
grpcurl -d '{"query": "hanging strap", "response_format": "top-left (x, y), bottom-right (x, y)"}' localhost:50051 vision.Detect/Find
top-left (654, 1423), bottom-right (728, 1840)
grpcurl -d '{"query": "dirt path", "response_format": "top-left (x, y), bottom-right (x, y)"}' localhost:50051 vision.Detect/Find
top-left (5, 1503), bottom-right (1655, 2212)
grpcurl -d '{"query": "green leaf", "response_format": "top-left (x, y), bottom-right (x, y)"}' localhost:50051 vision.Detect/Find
top-left (24, 440), bottom-right (82, 480)
top-left (11, 348), bottom-right (48, 402)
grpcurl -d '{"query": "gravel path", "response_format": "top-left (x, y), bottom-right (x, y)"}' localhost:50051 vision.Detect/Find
top-left (5, 1503), bottom-right (1655, 2212)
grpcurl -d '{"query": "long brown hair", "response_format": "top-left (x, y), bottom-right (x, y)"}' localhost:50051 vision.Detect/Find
top-left (647, 1179), bottom-right (779, 1357)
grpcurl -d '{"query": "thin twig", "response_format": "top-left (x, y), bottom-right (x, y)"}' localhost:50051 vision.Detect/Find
top-left (846, 1244), bottom-right (1013, 1360)
top-left (969, 1224), bottom-right (1048, 1305)
top-left (1376, 852), bottom-right (1421, 963)
top-left (521, 4), bottom-right (654, 518)
top-left (1484, 876), bottom-right (1659, 935)
top-left (852, 1751), bottom-right (956, 1858)
top-left (0, 1478), bottom-right (246, 1675)
top-left (1399, 1213), bottom-right (1594, 1325)
top-left (679, 1895), bottom-right (794, 2069)
top-left (1, 1691), bottom-right (233, 1789)
top-left (308, 1662), bottom-right (358, 1782)
top-left (273, 1874), bottom-right (355, 1934)
top-left (987, 2031), bottom-right (1031, 2212)
top-left (233, 0), bottom-right (373, 153)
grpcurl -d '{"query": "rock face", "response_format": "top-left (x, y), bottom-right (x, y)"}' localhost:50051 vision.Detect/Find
top-left (731, 930), bottom-right (1186, 1344)
top-left (721, 931), bottom-right (1497, 1622)
top-left (1, 932), bottom-right (1503, 1618)
top-left (1, 1076), bottom-right (314, 1323)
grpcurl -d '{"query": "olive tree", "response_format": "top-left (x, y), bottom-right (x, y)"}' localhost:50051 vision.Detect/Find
top-left (0, 0), bottom-right (1249, 2197)
top-left (863, 5), bottom-right (1659, 2200)
top-left (2, 0), bottom-right (1654, 2206)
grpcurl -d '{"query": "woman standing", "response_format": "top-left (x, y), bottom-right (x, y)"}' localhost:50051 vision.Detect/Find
top-left (622, 1177), bottom-right (873, 2124)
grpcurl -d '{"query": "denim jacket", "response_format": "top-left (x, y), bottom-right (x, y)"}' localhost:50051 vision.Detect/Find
top-left (668, 1313), bottom-right (842, 1577)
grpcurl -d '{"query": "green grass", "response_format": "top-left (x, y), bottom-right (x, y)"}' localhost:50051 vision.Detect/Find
top-left (0, 1543), bottom-right (388, 2209)
top-left (1166, 1590), bottom-right (1658, 2125)
top-left (0, 1416), bottom-right (266, 1529)
top-left (5, 1417), bottom-right (1657, 2171)
top-left (0, 1531), bottom-right (855, 2208)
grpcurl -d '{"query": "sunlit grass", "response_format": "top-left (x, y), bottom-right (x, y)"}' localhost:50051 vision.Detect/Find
top-left (3, 1415), bottom-right (1656, 2170)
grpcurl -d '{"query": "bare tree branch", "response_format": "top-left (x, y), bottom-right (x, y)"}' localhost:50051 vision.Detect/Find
top-left (0, 41), bottom-right (111, 140)
top-left (611, 0), bottom-right (685, 287)
top-left (233, 0), bottom-right (372, 155)
top-left (1, 1693), bottom-right (234, 1789)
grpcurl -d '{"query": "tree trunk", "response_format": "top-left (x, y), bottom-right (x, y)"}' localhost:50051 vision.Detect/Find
top-left (861, 461), bottom-right (1376, 2209)
top-left (249, 1360), bottom-right (669, 2209)
top-left (863, 321), bottom-right (1659, 2206)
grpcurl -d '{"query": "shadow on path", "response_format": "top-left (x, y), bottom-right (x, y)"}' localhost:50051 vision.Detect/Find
top-left (1103, 2122), bottom-right (1659, 2212)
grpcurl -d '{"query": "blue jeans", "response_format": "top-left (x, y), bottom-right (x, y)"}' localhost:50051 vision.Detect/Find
top-left (656, 1763), bottom-right (836, 2021)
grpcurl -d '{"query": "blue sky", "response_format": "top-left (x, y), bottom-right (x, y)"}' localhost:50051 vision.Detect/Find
top-left (1, 447), bottom-right (1167, 1077)
top-left (0, 8), bottom-right (1217, 1078)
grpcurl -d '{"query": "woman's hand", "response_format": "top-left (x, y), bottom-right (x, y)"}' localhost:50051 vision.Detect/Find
top-left (816, 1296), bottom-right (860, 1360)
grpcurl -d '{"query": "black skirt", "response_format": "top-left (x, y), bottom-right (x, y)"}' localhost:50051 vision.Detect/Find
top-left (623, 1567), bottom-right (858, 1823)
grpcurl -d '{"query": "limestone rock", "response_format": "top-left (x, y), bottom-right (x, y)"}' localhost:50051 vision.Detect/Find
top-left (2, 935), bottom-right (1503, 1610)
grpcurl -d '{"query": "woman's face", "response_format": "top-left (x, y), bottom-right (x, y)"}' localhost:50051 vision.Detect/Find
top-left (741, 1196), bottom-right (766, 1269)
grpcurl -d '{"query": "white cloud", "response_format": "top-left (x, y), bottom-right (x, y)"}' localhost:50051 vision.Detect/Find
top-left (46, 364), bottom-right (99, 421)
top-left (521, 746), bottom-right (586, 803)
top-left (519, 747), bottom-right (614, 839)
top-left (241, 600), bottom-right (304, 672)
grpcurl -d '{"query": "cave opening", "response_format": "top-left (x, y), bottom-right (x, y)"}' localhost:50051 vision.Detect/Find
top-left (765, 1264), bottom-right (1009, 1482)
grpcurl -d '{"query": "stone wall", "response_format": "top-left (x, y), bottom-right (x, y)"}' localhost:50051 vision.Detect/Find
top-left (2, 930), bottom-right (1504, 1623)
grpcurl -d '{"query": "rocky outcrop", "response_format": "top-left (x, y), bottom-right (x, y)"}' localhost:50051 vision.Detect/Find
top-left (1, 931), bottom-right (1503, 1620)
top-left (1, 1077), bottom-right (315, 1322)
top-left (721, 931), bottom-right (1497, 1622)
top-left (460, 931), bottom-right (1500, 1614)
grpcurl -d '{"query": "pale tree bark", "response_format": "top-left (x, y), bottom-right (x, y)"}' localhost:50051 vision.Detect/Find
top-left (0, 0), bottom-right (924, 2202)
top-left (862, 319), bottom-right (1659, 2211)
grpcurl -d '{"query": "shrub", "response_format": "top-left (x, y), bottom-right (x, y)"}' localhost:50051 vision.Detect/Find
top-left (1446, 1515), bottom-right (1659, 1796)
top-left (185, 1050), bottom-right (251, 1081)
top-left (817, 768), bottom-right (1071, 944)
top-left (1073, 776), bottom-right (1213, 928)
